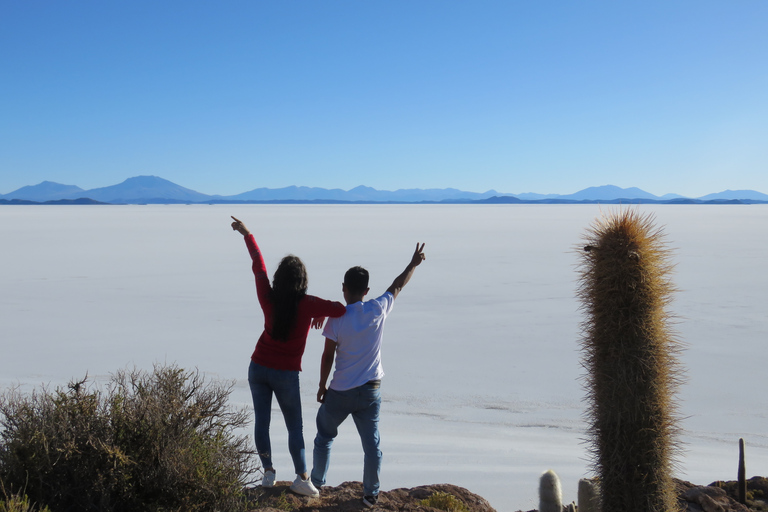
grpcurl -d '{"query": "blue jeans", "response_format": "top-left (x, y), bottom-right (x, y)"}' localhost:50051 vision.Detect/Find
top-left (311, 380), bottom-right (382, 497)
top-left (248, 361), bottom-right (307, 475)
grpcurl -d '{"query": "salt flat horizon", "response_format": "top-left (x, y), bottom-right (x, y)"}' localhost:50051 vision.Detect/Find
top-left (2, 204), bottom-right (766, 511)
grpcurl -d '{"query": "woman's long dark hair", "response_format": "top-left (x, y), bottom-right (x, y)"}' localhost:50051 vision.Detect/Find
top-left (270, 255), bottom-right (308, 342)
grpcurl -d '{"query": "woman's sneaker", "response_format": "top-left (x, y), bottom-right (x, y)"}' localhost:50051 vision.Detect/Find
top-left (262, 469), bottom-right (276, 488)
top-left (363, 494), bottom-right (378, 507)
top-left (290, 475), bottom-right (320, 497)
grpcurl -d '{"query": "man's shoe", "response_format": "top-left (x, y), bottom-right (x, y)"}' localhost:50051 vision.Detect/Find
top-left (290, 476), bottom-right (320, 497)
top-left (363, 495), bottom-right (378, 507)
top-left (262, 469), bottom-right (276, 488)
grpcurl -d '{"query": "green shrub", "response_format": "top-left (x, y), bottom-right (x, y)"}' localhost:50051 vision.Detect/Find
top-left (419, 491), bottom-right (469, 512)
top-left (273, 491), bottom-right (295, 512)
top-left (0, 486), bottom-right (51, 512)
top-left (0, 364), bottom-right (258, 512)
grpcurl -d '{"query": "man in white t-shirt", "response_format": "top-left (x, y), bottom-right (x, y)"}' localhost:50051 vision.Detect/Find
top-left (310, 243), bottom-right (426, 508)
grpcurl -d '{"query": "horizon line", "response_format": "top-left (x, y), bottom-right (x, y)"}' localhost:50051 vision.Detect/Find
top-left (3, 175), bottom-right (768, 199)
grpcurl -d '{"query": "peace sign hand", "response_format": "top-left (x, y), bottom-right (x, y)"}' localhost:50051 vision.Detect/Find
top-left (410, 242), bottom-right (426, 267)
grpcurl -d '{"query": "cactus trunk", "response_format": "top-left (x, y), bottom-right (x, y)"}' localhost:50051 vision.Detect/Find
top-left (738, 438), bottom-right (747, 504)
top-left (578, 210), bottom-right (682, 512)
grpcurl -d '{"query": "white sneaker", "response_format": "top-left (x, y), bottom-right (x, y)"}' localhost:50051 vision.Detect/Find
top-left (290, 475), bottom-right (320, 497)
top-left (262, 469), bottom-right (276, 488)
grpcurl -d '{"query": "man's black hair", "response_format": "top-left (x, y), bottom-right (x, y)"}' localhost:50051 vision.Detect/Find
top-left (344, 266), bottom-right (369, 295)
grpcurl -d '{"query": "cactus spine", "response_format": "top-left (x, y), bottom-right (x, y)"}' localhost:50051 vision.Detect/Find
top-left (578, 210), bottom-right (682, 512)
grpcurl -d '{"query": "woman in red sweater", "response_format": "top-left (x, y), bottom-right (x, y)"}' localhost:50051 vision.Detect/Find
top-left (231, 216), bottom-right (346, 497)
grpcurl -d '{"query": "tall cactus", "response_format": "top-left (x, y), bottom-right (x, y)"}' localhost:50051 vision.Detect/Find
top-left (577, 210), bottom-right (683, 512)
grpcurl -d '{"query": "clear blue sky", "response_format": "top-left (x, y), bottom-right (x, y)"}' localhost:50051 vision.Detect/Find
top-left (2, 1), bottom-right (767, 197)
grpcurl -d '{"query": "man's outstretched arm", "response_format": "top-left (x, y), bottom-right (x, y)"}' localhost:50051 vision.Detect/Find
top-left (386, 243), bottom-right (426, 300)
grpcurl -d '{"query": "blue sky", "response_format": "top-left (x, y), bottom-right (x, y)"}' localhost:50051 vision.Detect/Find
top-left (2, 1), bottom-right (767, 197)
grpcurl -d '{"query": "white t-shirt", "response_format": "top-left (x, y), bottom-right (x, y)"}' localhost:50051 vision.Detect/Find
top-left (322, 291), bottom-right (395, 391)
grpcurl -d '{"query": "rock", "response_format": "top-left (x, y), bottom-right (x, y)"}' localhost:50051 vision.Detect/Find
top-left (246, 481), bottom-right (497, 511)
top-left (246, 477), bottom-right (768, 512)
top-left (708, 477), bottom-right (768, 511)
top-left (675, 479), bottom-right (751, 512)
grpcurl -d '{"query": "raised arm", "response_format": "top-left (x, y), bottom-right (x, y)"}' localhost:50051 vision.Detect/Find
top-left (231, 216), bottom-right (271, 306)
top-left (231, 215), bottom-right (262, 264)
top-left (386, 242), bottom-right (426, 299)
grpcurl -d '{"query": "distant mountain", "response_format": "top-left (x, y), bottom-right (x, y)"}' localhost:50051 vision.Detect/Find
top-left (343, 186), bottom-right (501, 202)
top-left (560, 185), bottom-right (663, 201)
top-left (229, 185), bottom-right (352, 201)
top-left (76, 176), bottom-right (212, 203)
top-left (2, 176), bottom-right (766, 204)
top-left (477, 196), bottom-right (523, 204)
top-left (513, 192), bottom-right (561, 200)
top-left (4, 181), bottom-right (86, 201)
top-left (0, 198), bottom-right (107, 205)
top-left (512, 185), bottom-right (685, 201)
top-left (352, 186), bottom-right (501, 202)
top-left (697, 189), bottom-right (768, 201)
top-left (3, 177), bottom-right (508, 203)
top-left (230, 185), bottom-right (502, 202)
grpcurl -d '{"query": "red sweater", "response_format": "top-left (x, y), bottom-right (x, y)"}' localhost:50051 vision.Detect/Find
top-left (245, 234), bottom-right (346, 371)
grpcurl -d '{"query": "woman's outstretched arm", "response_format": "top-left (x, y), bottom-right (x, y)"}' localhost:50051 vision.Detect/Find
top-left (231, 216), bottom-right (271, 307)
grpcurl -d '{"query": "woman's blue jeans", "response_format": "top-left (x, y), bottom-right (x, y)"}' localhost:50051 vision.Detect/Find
top-left (248, 361), bottom-right (307, 475)
top-left (311, 380), bottom-right (382, 497)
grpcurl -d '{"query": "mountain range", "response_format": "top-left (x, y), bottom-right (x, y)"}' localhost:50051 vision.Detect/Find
top-left (2, 176), bottom-right (767, 204)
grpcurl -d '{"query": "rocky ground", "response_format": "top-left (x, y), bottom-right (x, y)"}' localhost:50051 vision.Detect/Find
top-left (245, 481), bottom-right (495, 512)
top-left (678, 477), bottom-right (768, 512)
top-left (245, 477), bottom-right (768, 512)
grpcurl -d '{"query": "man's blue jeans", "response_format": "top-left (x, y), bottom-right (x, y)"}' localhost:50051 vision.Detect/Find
top-left (248, 361), bottom-right (307, 475)
top-left (311, 380), bottom-right (382, 497)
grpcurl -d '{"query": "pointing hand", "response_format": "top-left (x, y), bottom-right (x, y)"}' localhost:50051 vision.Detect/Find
top-left (230, 216), bottom-right (250, 236)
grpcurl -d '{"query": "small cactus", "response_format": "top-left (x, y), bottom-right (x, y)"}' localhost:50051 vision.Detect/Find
top-left (577, 210), bottom-right (683, 512)
top-left (738, 438), bottom-right (747, 504)
top-left (539, 470), bottom-right (563, 512)
top-left (578, 478), bottom-right (600, 512)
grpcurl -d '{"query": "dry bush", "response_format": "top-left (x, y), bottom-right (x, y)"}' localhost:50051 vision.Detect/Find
top-left (0, 364), bottom-right (258, 512)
